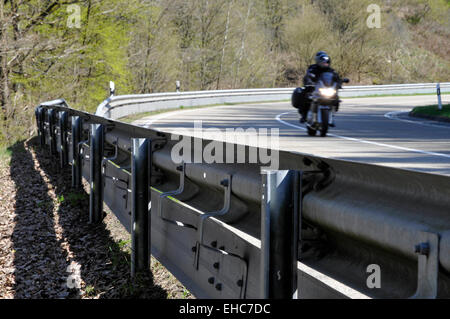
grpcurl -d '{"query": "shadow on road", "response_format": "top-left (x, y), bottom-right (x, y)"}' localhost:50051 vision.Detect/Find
top-left (9, 137), bottom-right (167, 298)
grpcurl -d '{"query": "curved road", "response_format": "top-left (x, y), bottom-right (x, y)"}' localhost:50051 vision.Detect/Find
top-left (133, 95), bottom-right (450, 176)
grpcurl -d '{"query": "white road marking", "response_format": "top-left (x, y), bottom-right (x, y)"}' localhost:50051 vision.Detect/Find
top-left (138, 103), bottom-right (450, 160)
top-left (384, 110), bottom-right (450, 129)
top-left (276, 111), bottom-right (450, 159)
top-left (136, 101), bottom-right (287, 127)
top-left (138, 107), bottom-right (215, 127)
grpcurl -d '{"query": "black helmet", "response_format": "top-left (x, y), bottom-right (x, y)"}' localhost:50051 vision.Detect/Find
top-left (315, 51), bottom-right (327, 58)
top-left (315, 51), bottom-right (331, 68)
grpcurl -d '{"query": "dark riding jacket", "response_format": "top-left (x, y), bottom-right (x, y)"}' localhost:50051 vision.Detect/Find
top-left (303, 64), bottom-right (341, 91)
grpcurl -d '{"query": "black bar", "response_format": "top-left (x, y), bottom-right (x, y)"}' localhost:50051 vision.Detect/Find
top-left (261, 170), bottom-right (300, 299)
top-left (59, 111), bottom-right (69, 168)
top-left (292, 171), bottom-right (301, 297)
top-left (131, 138), bottom-right (150, 276)
top-left (40, 107), bottom-right (46, 147)
top-left (71, 116), bottom-right (82, 189)
top-left (48, 109), bottom-right (57, 156)
top-left (35, 107), bottom-right (45, 147)
top-left (89, 124), bottom-right (105, 224)
top-left (35, 107), bottom-right (40, 143)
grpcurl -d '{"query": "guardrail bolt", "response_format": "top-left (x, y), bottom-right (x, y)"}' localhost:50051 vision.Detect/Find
top-left (176, 165), bottom-right (183, 171)
top-left (215, 283), bottom-right (222, 291)
top-left (303, 158), bottom-right (313, 166)
top-left (237, 279), bottom-right (243, 287)
top-left (211, 241), bottom-right (217, 248)
top-left (415, 242), bottom-right (430, 256)
top-left (191, 246), bottom-right (197, 252)
top-left (213, 262), bottom-right (220, 269)
top-left (220, 179), bottom-right (229, 187)
top-left (208, 277), bottom-right (215, 284)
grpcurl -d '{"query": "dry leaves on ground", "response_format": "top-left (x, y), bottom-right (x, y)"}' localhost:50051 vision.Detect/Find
top-left (0, 138), bottom-right (193, 299)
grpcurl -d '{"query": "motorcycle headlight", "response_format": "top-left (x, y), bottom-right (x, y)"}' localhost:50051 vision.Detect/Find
top-left (319, 88), bottom-right (336, 97)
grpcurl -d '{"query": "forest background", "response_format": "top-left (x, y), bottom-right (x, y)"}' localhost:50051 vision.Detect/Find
top-left (0, 0), bottom-right (449, 146)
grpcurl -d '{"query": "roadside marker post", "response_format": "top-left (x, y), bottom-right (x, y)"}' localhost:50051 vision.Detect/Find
top-left (437, 83), bottom-right (442, 111)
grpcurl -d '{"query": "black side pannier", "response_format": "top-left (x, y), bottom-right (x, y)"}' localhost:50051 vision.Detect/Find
top-left (291, 87), bottom-right (306, 109)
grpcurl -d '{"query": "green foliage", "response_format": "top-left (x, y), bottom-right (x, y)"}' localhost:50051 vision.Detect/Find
top-left (406, 13), bottom-right (423, 25)
top-left (0, 147), bottom-right (13, 163)
top-left (117, 239), bottom-right (131, 250)
top-left (85, 285), bottom-right (96, 296)
top-left (57, 195), bottom-right (65, 204)
top-left (108, 241), bottom-right (130, 269)
top-left (284, 4), bottom-right (333, 77)
top-left (182, 288), bottom-right (190, 299)
top-left (1, 0), bottom-right (449, 147)
top-left (1, 142), bottom-right (25, 165)
top-left (66, 192), bottom-right (87, 206)
top-left (411, 104), bottom-right (450, 118)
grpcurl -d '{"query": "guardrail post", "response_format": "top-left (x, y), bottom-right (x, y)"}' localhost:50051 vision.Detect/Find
top-left (131, 138), bottom-right (151, 276)
top-left (261, 170), bottom-right (300, 299)
top-left (35, 107), bottom-right (39, 129)
top-left (59, 111), bottom-right (69, 168)
top-left (71, 116), bottom-right (82, 188)
top-left (35, 107), bottom-right (45, 147)
top-left (89, 123), bottom-right (105, 224)
top-left (48, 109), bottom-right (57, 156)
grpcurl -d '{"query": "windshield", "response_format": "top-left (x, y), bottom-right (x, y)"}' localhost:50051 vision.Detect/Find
top-left (319, 72), bottom-right (335, 87)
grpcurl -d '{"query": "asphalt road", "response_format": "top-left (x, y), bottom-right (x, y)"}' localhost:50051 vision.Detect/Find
top-left (133, 95), bottom-right (450, 176)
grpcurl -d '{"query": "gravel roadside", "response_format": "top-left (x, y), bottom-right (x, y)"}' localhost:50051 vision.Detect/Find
top-left (0, 137), bottom-right (193, 299)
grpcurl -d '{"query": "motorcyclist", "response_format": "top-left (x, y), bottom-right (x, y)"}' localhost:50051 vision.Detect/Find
top-left (299, 51), bottom-right (341, 125)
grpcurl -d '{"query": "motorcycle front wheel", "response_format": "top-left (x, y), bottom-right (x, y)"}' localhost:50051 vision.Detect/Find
top-left (320, 109), bottom-right (329, 137)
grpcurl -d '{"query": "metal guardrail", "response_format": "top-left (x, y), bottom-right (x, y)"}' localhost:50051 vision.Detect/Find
top-left (35, 87), bottom-right (450, 299)
top-left (95, 82), bottom-right (450, 120)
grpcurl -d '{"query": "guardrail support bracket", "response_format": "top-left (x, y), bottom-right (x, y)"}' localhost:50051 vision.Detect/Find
top-left (194, 174), bottom-right (232, 270)
top-left (411, 231), bottom-right (440, 299)
top-left (158, 162), bottom-right (186, 221)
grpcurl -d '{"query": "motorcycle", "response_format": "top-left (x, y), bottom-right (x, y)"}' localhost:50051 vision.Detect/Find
top-left (305, 73), bottom-right (349, 137)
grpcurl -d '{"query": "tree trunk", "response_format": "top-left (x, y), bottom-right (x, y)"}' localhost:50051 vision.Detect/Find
top-left (0, 0), bottom-right (10, 118)
top-left (234, 0), bottom-right (252, 88)
top-left (216, 0), bottom-right (232, 90)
